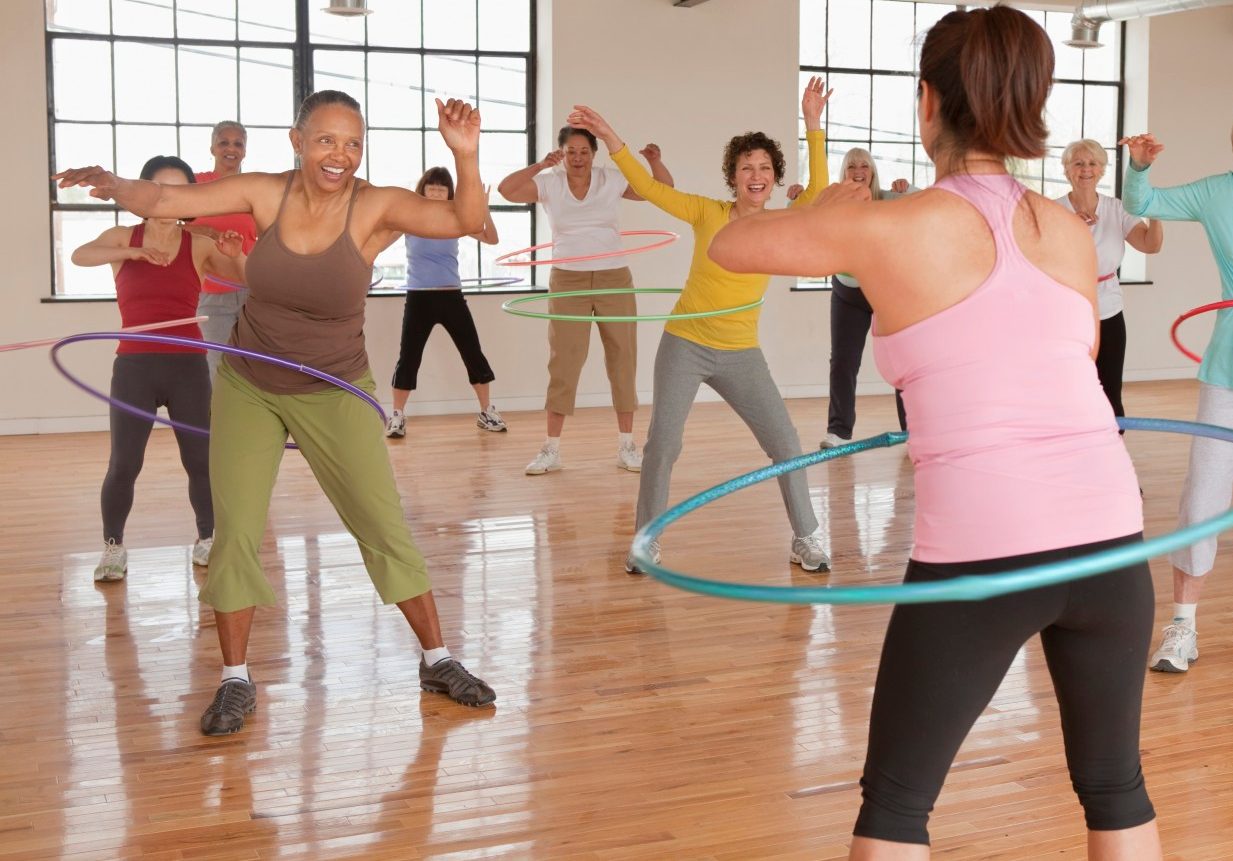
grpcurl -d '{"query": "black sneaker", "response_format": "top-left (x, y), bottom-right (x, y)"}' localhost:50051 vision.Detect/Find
top-left (200, 678), bottom-right (257, 736)
top-left (419, 658), bottom-right (495, 707)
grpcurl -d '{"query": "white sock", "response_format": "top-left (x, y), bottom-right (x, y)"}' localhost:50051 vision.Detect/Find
top-left (423, 646), bottom-right (451, 667)
top-left (544, 436), bottom-right (561, 452)
top-left (618, 432), bottom-right (634, 447)
top-left (221, 663), bottom-right (249, 684)
top-left (393, 408), bottom-right (404, 417)
top-left (1172, 603), bottom-right (1197, 630)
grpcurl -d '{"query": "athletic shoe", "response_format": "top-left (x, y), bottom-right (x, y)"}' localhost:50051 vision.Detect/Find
top-left (1149, 623), bottom-right (1199, 673)
top-left (617, 441), bottom-right (643, 472)
top-left (419, 658), bottom-right (496, 707)
top-left (476, 405), bottom-right (507, 432)
top-left (525, 445), bottom-right (562, 475)
top-left (191, 536), bottom-right (213, 567)
top-left (790, 534), bottom-right (830, 572)
top-left (385, 413), bottom-right (407, 438)
top-left (199, 677), bottom-right (257, 736)
top-left (820, 433), bottom-right (849, 450)
top-left (624, 539), bottom-right (661, 575)
top-left (94, 540), bottom-right (128, 582)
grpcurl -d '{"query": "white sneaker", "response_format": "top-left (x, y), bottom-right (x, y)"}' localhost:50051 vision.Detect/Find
top-left (94, 539), bottom-right (128, 582)
top-left (385, 413), bottom-right (406, 438)
top-left (192, 536), bottom-right (213, 567)
top-left (820, 433), bottom-right (849, 450)
top-left (476, 405), bottom-right (507, 432)
top-left (1149, 623), bottom-right (1198, 673)
top-left (525, 445), bottom-right (562, 475)
top-left (617, 441), bottom-right (643, 472)
top-left (790, 534), bottom-right (830, 572)
top-left (625, 539), bottom-right (661, 575)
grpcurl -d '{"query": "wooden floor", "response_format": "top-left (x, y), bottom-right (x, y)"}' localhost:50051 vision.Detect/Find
top-left (1, 380), bottom-right (1231, 860)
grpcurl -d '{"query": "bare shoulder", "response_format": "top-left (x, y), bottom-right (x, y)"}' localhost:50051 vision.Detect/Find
top-left (101, 224), bottom-right (135, 244)
top-left (1016, 190), bottom-right (1096, 292)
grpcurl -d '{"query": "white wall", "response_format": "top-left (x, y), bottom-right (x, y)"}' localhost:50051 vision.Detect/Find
top-left (3, 0), bottom-right (1231, 434)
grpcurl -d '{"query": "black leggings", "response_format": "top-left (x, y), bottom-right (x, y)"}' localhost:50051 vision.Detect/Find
top-left (391, 290), bottom-right (495, 391)
top-left (1096, 312), bottom-right (1128, 421)
top-left (828, 280), bottom-right (906, 437)
top-left (855, 533), bottom-right (1156, 845)
top-left (102, 353), bottom-right (213, 543)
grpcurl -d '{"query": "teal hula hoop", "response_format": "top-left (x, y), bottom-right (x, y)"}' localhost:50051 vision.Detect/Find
top-left (630, 417), bottom-right (1233, 605)
top-left (501, 288), bottom-right (764, 323)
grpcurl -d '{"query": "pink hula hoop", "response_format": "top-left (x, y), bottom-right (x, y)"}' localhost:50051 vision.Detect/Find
top-left (1170, 300), bottom-right (1233, 364)
top-left (0, 316), bottom-right (209, 354)
top-left (494, 230), bottom-right (679, 268)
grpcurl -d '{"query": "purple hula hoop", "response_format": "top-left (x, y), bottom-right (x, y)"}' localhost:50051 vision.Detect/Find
top-left (50, 332), bottom-right (387, 451)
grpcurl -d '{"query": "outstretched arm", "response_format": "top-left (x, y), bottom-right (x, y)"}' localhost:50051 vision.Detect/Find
top-left (53, 167), bottom-right (269, 221)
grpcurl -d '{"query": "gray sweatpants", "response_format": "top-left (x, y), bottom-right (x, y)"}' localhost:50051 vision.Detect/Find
top-left (197, 289), bottom-right (248, 379)
top-left (636, 332), bottom-right (818, 537)
top-left (1170, 381), bottom-right (1233, 576)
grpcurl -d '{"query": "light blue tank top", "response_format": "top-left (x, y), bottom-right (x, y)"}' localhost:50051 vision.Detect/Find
top-left (404, 234), bottom-right (460, 290)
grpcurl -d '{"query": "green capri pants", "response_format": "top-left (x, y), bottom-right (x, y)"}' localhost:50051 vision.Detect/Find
top-left (199, 360), bottom-right (432, 612)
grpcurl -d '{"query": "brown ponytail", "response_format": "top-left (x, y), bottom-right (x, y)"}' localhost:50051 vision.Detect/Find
top-left (919, 5), bottom-right (1053, 165)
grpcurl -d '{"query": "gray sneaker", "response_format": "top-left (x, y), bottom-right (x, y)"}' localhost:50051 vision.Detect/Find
top-left (624, 539), bottom-right (661, 575)
top-left (200, 678), bottom-right (257, 736)
top-left (419, 658), bottom-right (495, 707)
top-left (790, 534), bottom-right (830, 573)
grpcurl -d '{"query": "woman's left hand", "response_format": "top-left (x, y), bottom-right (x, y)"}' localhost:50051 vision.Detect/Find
top-left (436, 97), bottom-right (481, 155)
top-left (890, 179), bottom-right (910, 194)
top-left (216, 229), bottom-right (244, 257)
top-left (801, 76), bottom-right (833, 127)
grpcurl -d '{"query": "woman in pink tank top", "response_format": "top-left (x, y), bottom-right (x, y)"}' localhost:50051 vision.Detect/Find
top-left (711, 7), bottom-right (1161, 859)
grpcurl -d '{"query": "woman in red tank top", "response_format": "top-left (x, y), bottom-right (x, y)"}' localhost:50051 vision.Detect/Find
top-left (70, 155), bottom-right (246, 586)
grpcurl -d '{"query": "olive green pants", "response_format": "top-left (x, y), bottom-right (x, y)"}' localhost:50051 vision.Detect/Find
top-left (199, 360), bottom-right (431, 612)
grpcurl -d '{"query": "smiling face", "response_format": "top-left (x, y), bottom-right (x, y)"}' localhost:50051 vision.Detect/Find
top-left (210, 125), bottom-right (247, 175)
top-left (1065, 148), bottom-right (1105, 191)
top-left (845, 157), bottom-right (873, 188)
top-left (561, 133), bottom-right (596, 179)
top-left (733, 148), bottom-right (776, 207)
top-left (290, 103), bottom-right (365, 193)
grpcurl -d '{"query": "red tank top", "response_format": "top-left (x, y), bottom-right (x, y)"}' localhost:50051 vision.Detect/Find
top-left (115, 224), bottom-right (205, 354)
top-left (194, 171), bottom-right (259, 293)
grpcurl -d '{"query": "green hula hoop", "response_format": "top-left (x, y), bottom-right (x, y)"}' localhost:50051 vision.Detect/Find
top-left (630, 417), bottom-right (1233, 605)
top-left (500, 288), bottom-right (764, 323)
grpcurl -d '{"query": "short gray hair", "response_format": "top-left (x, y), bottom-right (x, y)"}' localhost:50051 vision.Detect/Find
top-left (1060, 139), bottom-right (1107, 171)
top-left (210, 121), bottom-right (247, 142)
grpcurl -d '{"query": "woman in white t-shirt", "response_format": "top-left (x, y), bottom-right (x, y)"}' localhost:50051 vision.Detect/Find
top-left (1054, 139), bottom-right (1163, 421)
top-left (498, 127), bottom-right (674, 476)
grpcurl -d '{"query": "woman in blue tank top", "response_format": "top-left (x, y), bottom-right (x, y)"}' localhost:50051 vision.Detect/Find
top-left (385, 167), bottom-right (504, 437)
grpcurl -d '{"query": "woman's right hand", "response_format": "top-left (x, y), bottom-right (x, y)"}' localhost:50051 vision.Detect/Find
top-left (129, 246), bottom-right (172, 266)
top-left (1118, 133), bottom-right (1164, 169)
top-left (566, 105), bottom-right (621, 151)
top-left (51, 165), bottom-right (122, 200)
top-left (538, 150), bottom-right (564, 171)
top-left (801, 75), bottom-right (833, 130)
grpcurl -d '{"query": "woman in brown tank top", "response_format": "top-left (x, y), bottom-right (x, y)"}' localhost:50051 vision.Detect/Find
top-left (55, 90), bottom-right (497, 735)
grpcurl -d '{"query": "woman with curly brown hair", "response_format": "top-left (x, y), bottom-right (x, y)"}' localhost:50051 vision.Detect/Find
top-left (567, 78), bottom-right (833, 575)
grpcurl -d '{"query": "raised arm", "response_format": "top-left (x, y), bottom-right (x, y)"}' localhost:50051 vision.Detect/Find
top-left (497, 150), bottom-right (562, 204)
top-left (567, 105), bottom-right (707, 224)
top-left (623, 144), bottom-right (675, 201)
top-left (789, 76), bottom-right (832, 208)
top-left (53, 167), bottom-right (271, 221)
top-left (1126, 219), bottom-right (1164, 254)
top-left (71, 225), bottom-right (168, 269)
top-left (1119, 134), bottom-right (1212, 221)
top-left (471, 213), bottom-right (499, 245)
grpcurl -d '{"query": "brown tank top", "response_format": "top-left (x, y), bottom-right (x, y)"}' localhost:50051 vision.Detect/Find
top-left (225, 173), bottom-right (371, 394)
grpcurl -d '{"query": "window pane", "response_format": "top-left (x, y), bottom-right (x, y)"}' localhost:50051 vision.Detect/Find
top-left (116, 124), bottom-right (180, 180)
top-left (425, 0), bottom-right (476, 50)
top-left (373, 238), bottom-right (407, 288)
top-left (1012, 156), bottom-right (1045, 192)
top-left (1082, 22), bottom-right (1121, 82)
top-left (368, 52), bottom-right (424, 129)
top-left (114, 42), bottom-right (177, 123)
top-left (869, 142), bottom-right (914, 191)
top-left (478, 57), bottom-right (526, 132)
top-left (179, 125), bottom-right (214, 172)
top-left (912, 2), bottom-right (953, 49)
top-left (52, 39), bottom-right (113, 121)
top-left (1083, 85), bottom-right (1118, 146)
top-left (478, 0), bottom-right (530, 52)
top-left (800, 0), bottom-right (827, 67)
top-left (1098, 149), bottom-right (1117, 197)
top-left (367, 0), bottom-right (422, 48)
top-left (912, 142), bottom-right (935, 188)
top-left (871, 74), bottom-right (914, 143)
top-left (45, 0), bottom-right (109, 34)
top-left (113, 0), bottom-right (174, 37)
top-left (54, 123), bottom-right (115, 202)
top-left (239, 126), bottom-right (293, 174)
top-left (237, 0), bottom-right (296, 42)
top-left (826, 73), bottom-right (871, 142)
top-left (308, 5), bottom-right (366, 46)
top-left (313, 50), bottom-right (367, 115)
top-left (367, 129), bottom-right (423, 188)
top-left (827, 0), bottom-right (871, 69)
top-left (177, 0), bottom-right (237, 41)
top-left (54, 210), bottom-right (120, 297)
top-left (240, 48), bottom-right (294, 126)
top-left (872, 0), bottom-right (916, 72)
top-left (1046, 82), bottom-right (1083, 151)
top-left (1045, 11), bottom-right (1084, 81)
top-left (179, 46), bottom-right (239, 124)
top-left (485, 211), bottom-right (533, 288)
top-left (1044, 146), bottom-right (1070, 200)
top-left (424, 55), bottom-right (477, 119)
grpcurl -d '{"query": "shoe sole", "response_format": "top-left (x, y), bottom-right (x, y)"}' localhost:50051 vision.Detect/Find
top-left (1150, 655), bottom-right (1197, 673)
top-left (525, 465), bottom-right (562, 475)
top-left (385, 431), bottom-right (405, 439)
top-left (94, 570), bottom-right (127, 582)
top-left (477, 423), bottom-right (508, 432)
top-left (200, 699), bottom-right (257, 736)
top-left (617, 462), bottom-right (642, 473)
top-left (790, 553), bottom-right (830, 573)
top-left (420, 682), bottom-right (496, 708)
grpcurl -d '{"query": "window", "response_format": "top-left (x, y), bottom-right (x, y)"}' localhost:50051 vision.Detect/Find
top-left (798, 0), bottom-right (1131, 288)
top-left (45, 0), bottom-right (535, 297)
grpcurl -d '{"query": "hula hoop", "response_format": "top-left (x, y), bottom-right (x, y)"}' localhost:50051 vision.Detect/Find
top-left (494, 230), bottom-right (679, 268)
top-left (0, 316), bottom-right (208, 354)
top-left (630, 417), bottom-right (1233, 605)
top-left (202, 274), bottom-right (246, 292)
top-left (502, 288), bottom-right (764, 323)
top-left (388, 277), bottom-right (525, 291)
top-left (50, 332), bottom-right (386, 452)
top-left (1170, 299), bottom-right (1233, 363)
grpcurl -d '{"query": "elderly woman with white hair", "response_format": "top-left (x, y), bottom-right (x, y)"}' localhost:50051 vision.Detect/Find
top-left (1053, 139), bottom-right (1163, 422)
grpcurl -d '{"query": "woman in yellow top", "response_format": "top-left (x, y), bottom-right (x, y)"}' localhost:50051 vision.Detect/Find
top-left (568, 77), bottom-right (832, 575)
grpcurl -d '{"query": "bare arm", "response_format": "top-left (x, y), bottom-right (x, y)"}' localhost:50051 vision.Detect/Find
top-left (71, 225), bottom-right (168, 269)
top-left (471, 212), bottom-right (499, 245)
top-left (623, 144), bottom-right (675, 201)
top-left (1126, 219), bottom-right (1164, 254)
top-left (195, 230), bottom-right (247, 283)
top-left (53, 167), bottom-right (271, 221)
top-left (498, 151), bottom-right (561, 203)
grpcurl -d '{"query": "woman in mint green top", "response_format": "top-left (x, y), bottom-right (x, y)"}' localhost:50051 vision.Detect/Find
top-left (1121, 131), bottom-right (1233, 675)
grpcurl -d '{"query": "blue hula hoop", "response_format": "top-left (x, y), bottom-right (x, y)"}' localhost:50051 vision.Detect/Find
top-left (630, 417), bottom-right (1233, 605)
top-left (51, 332), bottom-right (387, 452)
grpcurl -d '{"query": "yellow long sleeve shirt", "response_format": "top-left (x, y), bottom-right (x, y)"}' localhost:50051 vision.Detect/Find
top-left (611, 129), bottom-right (828, 350)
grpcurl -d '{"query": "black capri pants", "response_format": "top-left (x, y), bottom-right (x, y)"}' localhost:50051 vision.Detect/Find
top-left (1095, 311), bottom-right (1128, 422)
top-left (828, 279), bottom-right (906, 438)
top-left (855, 532), bottom-right (1156, 845)
top-left (391, 289), bottom-right (495, 392)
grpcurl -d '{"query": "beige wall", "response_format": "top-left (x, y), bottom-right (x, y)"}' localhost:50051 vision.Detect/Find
top-left (2, 0), bottom-right (1230, 434)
